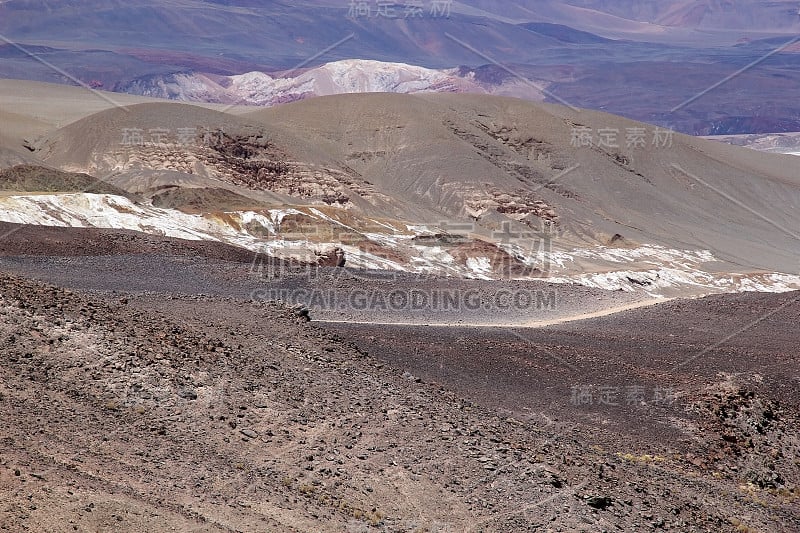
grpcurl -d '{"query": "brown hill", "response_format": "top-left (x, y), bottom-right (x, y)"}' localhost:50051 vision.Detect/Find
top-left (245, 93), bottom-right (800, 273)
top-left (25, 92), bottom-right (800, 276)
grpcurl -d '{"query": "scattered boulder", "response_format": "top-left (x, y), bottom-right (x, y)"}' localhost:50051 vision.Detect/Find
top-left (293, 304), bottom-right (311, 322)
top-left (240, 429), bottom-right (258, 439)
top-left (586, 495), bottom-right (614, 509)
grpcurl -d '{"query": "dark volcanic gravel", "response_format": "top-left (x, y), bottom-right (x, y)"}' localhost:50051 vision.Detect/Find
top-left (0, 229), bottom-right (798, 531)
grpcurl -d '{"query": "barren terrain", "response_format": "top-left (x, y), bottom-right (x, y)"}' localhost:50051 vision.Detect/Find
top-left (0, 64), bottom-right (799, 532)
top-left (0, 227), bottom-right (798, 531)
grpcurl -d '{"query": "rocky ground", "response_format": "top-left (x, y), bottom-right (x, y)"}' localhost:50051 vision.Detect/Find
top-left (0, 257), bottom-right (798, 531)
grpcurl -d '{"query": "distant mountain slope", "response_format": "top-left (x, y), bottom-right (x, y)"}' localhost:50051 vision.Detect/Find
top-left (462, 0), bottom-right (800, 35)
top-left (115, 60), bottom-right (488, 105)
top-left (23, 92), bottom-right (800, 282)
top-left (705, 132), bottom-right (800, 156)
top-left (2, 2), bottom-right (800, 135)
top-left (0, 0), bottom-right (576, 69)
top-left (559, 0), bottom-right (800, 31)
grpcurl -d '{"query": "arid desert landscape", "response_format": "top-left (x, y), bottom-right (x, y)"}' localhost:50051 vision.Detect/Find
top-left (1, 2), bottom-right (800, 532)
